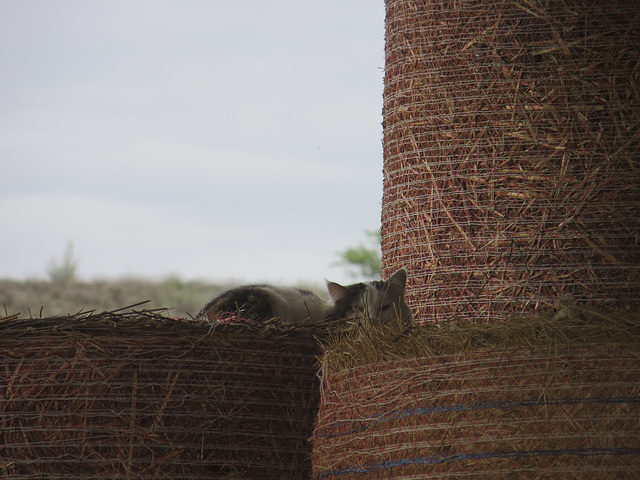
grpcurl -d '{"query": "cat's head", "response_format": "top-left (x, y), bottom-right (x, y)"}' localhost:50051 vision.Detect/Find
top-left (326, 268), bottom-right (413, 326)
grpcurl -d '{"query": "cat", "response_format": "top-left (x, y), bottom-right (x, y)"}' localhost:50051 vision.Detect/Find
top-left (195, 284), bottom-right (331, 325)
top-left (325, 268), bottom-right (413, 327)
top-left (196, 268), bottom-right (413, 327)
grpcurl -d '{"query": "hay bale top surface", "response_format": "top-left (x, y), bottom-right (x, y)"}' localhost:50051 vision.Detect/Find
top-left (1, 308), bottom-right (205, 337)
top-left (322, 306), bottom-right (640, 373)
top-left (0, 305), bottom-right (329, 344)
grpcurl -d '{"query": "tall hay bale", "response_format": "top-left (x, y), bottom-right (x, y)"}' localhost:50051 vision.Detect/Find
top-left (312, 312), bottom-right (640, 479)
top-left (381, 0), bottom-right (640, 323)
top-left (0, 313), bottom-right (320, 479)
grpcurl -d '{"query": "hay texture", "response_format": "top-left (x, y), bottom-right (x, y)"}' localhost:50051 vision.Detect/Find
top-left (312, 310), bottom-right (640, 479)
top-left (0, 311), bottom-right (320, 479)
top-left (381, 0), bottom-right (640, 323)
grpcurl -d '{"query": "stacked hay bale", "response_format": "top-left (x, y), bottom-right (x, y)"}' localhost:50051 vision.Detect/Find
top-left (0, 312), bottom-right (320, 479)
top-left (381, 0), bottom-right (640, 323)
top-left (312, 311), bottom-right (640, 478)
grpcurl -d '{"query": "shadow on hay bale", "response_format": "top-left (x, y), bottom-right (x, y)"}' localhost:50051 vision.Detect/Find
top-left (0, 310), bottom-right (321, 479)
top-left (312, 308), bottom-right (640, 479)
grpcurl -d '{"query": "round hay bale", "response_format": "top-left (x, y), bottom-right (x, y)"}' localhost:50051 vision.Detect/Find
top-left (0, 312), bottom-right (320, 479)
top-left (381, 0), bottom-right (640, 323)
top-left (312, 312), bottom-right (640, 479)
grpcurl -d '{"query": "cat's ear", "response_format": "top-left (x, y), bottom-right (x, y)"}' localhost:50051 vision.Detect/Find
top-left (389, 268), bottom-right (407, 290)
top-left (326, 280), bottom-right (348, 302)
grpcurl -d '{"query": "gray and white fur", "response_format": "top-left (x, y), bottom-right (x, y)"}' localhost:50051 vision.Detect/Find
top-left (196, 268), bottom-right (413, 327)
top-left (325, 268), bottom-right (413, 327)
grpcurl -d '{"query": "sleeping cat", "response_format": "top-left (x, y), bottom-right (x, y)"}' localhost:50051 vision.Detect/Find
top-left (196, 268), bottom-right (413, 327)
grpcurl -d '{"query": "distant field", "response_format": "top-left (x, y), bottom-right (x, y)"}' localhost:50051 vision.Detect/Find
top-left (1, 278), bottom-right (328, 319)
top-left (0, 278), bottom-right (238, 319)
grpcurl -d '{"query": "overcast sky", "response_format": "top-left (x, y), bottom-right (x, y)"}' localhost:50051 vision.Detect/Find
top-left (0, 1), bottom-right (386, 285)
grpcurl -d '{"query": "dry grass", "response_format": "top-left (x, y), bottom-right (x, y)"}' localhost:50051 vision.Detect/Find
top-left (381, 0), bottom-right (640, 323)
top-left (320, 305), bottom-right (640, 373)
top-left (0, 277), bottom-right (231, 319)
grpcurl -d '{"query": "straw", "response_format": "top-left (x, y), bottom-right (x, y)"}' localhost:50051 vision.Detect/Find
top-left (0, 309), bottom-right (321, 479)
top-left (381, 0), bottom-right (640, 323)
top-left (312, 309), bottom-right (640, 479)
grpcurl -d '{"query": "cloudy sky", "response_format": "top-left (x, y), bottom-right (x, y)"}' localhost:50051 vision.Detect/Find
top-left (0, 1), bottom-right (386, 285)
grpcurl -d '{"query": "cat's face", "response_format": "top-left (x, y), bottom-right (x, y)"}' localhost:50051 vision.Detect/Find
top-left (326, 268), bottom-right (413, 326)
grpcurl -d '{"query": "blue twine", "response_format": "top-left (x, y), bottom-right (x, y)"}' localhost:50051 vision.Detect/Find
top-left (315, 396), bottom-right (640, 439)
top-left (315, 447), bottom-right (640, 479)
